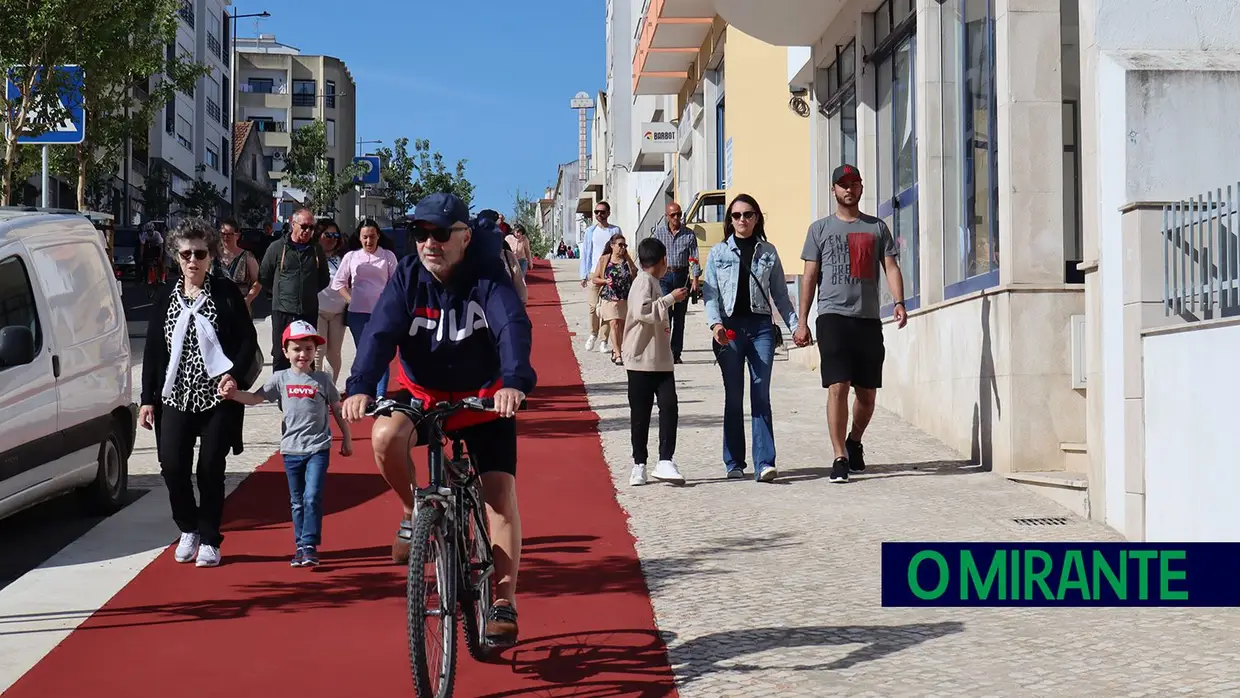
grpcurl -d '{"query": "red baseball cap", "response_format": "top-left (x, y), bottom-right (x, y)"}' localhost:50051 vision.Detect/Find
top-left (282, 319), bottom-right (325, 346)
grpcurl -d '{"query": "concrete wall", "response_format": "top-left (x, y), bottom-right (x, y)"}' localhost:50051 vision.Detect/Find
top-left (1143, 319), bottom-right (1240, 541)
top-left (723, 27), bottom-right (812, 265)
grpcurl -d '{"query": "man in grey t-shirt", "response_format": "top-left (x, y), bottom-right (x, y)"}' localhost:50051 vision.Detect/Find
top-left (793, 164), bottom-right (907, 484)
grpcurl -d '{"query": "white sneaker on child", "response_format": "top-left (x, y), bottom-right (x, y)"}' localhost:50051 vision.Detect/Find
top-left (629, 463), bottom-right (647, 486)
top-left (598, 340), bottom-right (611, 354)
top-left (174, 532), bottom-right (200, 563)
top-left (653, 460), bottom-right (686, 485)
top-left (584, 335), bottom-right (597, 351)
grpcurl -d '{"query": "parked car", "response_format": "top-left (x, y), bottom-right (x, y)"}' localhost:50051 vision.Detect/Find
top-left (111, 226), bottom-right (140, 281)
top-left (0, 207), bottom-right (136, 521)
top-left (685, 189), bottom-right (727, 264)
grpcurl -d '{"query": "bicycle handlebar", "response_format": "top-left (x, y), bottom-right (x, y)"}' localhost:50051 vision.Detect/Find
top-left (365, 395), bottom-right (527, 423)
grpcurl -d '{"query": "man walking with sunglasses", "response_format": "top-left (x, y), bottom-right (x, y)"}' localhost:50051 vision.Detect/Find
top-left (342, 192), bottom-right (535, 648)
top-left (259, 207), bottom-right (331, 371)
top-left (652, 201), bottom-right (699, 363)
top-left (579, 201), bottom-right (622, 354)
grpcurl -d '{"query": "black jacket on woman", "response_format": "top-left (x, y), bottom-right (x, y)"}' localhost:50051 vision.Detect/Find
top-left (140, 271), bottom-right (261, 455)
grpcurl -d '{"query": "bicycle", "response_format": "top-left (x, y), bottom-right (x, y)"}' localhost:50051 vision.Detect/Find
top-left (366, 395), bottom-right (511, 698)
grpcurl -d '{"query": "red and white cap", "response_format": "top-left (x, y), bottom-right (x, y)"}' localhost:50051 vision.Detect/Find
top-left (282, 319), bottom-right (325, 346)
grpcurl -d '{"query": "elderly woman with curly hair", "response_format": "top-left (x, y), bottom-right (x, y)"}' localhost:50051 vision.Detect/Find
top-left (138, 218), bottom-right (260, 568)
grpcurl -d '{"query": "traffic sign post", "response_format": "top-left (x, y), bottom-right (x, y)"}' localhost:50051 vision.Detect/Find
top-left (352, 155), bottom-right (381, 185)
top-left (5, 65), bottom-right (87, 207)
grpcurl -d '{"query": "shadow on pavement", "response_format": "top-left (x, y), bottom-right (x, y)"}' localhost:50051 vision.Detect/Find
top-left (224, 471), bottom-right (393, 534)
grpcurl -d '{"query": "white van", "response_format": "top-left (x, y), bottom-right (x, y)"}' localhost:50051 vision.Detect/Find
top-left (0, 208), bottom-right (135, 520)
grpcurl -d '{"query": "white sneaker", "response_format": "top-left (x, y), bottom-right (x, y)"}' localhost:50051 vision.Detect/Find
top-left (598, 340), bottom-right (611, 354)
top-left (195, 544), bottom-right (221, 567)
top-left (584, 335), bottom-right (597, 351)
top-left (629, 463), bottom-right (647, 486)
top-left (174, 532), bottom-right (200, 563)
top-left (653, 460), bottom-right (686, 485)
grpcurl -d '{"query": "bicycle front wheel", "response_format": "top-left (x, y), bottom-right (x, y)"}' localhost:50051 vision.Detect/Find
top-left (408, 506), bottom-right (458, 698)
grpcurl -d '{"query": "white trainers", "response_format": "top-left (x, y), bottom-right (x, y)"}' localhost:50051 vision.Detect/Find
top-left (195, 544), bottom-right (221, 567)
top-left (584, 335), bottom-right (597, 351)
top-left (174, 532), bottom-right (200, 563)
top-left (598, 340), bottom-right (611, 354)
top-left (629, 463), bottom-right (647, 486)
top-left (653, 460), bottom-right (686, 485)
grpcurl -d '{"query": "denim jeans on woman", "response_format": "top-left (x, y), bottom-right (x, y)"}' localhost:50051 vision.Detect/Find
top-left (284, 450), bottom-right (329, 548)
top-left (713, 314), bottom-right (777, 478)
top-left (346, 311), bottom-right (388, 397)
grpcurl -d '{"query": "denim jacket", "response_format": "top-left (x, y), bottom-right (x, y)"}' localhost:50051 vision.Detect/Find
top-left (703, 235), bottom-right (799, 332)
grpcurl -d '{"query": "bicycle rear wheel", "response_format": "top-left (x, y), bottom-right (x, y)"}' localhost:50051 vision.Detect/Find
top-left (459, 481), bottom-right (496, 662)
top-left (408, 506), bottom-right (458, 697)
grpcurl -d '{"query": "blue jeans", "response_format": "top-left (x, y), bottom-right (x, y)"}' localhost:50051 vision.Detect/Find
top-left (518, 258), bottom-right (529, 277)
top-left (283, 450), bottom-right (330, 548)
top-left (347, 311), bottom-right (388, 396)
top-left (714, 315), bottom-right (777, 478)
top-left (659, 269), bottom-right (690, 359)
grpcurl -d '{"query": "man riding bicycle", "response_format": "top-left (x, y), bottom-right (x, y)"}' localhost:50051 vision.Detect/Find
top-left (341, 192), bottom-right (536, 646)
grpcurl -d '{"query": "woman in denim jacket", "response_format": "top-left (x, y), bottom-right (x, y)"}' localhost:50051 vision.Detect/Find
top-left (703, 194), bottom-right (800, 482)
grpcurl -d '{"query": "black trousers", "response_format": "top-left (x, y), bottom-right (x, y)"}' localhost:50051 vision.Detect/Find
top-left (627, 370), bottom-right (678, 464)
top-left (659, 269), bottom-right (690, 360)
top-left (158, 404), bottom-right (232, 547)
top-left (271, 310), bottom-right (317, 371)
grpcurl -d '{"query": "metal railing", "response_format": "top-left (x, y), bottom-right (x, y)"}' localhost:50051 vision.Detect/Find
top-left (1163, 181), bottom-right (1240, 321)
top-left (206, 98), bottom-right (221, 122)
top-left (178, 0), bottom-right (194, 28)
top-left (249, 119), bottom-right (286, 133)
top-left (207, 34), bottom-right (221, 59)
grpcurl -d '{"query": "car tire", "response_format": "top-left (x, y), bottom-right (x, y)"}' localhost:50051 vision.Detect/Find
top-left (78, 426), bottom-right (128, 516)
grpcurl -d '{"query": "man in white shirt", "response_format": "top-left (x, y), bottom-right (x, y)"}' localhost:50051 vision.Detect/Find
top-left (578, 200), bottom-right (622, 353)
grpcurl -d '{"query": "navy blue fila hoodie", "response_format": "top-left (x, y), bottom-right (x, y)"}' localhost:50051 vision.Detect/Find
top-left (345, 236), bottom-right (536, 400)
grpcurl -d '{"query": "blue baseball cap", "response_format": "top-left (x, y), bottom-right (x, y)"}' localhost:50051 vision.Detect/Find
top-left (412, 193), bottom-right (470, 228)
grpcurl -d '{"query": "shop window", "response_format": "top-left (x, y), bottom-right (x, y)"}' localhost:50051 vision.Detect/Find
top-left (941, 0), bottom-right (999, 297)
top-left (875, 32), bottom-right (920, 313)
top-left (816, 41), bottom-right (858, 168)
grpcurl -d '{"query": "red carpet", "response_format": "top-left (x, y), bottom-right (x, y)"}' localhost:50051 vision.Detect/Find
top-left (4, 260), bottom-right (678, 698)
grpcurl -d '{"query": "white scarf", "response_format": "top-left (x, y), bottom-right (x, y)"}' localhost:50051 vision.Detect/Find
top-left (162, 286), bottom-right (234, 399)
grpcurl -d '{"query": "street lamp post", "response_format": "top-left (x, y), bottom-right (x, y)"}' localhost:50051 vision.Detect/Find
top-left (230, 9), bottom-right (271, 218)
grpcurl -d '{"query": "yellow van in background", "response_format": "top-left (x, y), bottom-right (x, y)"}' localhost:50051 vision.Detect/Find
top-left (684, 189), bottom-right (727, 266)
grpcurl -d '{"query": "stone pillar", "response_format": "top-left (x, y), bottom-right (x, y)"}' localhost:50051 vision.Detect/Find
top-left (994, 0), bottom-right (1065, 285)
top-left (855, 12), bottom-right (880, 217)
top-left (915, 0), bottom-right (945, 306)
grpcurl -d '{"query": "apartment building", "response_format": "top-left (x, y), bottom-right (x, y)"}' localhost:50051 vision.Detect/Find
top-left (708, 0), bottom-right (1240, 539)
top-left (235, 34), bottom-right (358, 231)
top-left (138, 0), bottom-right (234, 224)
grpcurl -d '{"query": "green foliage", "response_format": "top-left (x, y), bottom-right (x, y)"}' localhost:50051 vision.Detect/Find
top-left (181, 164), bottom-right (227, 220)
top-left (376, 137), bottom-right (475, 214)
top-left (142, 162), bottom-right (171, 220)
top-left (512, 189), bottom-right (553, 259)
top-left (284, 120), bottom-right (366, 215)
top-left (239, 192), bottom-right (270, 227)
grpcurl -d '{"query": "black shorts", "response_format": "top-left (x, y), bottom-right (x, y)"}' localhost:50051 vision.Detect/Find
top-left (816, 312), bottom-right (885, 389)
top-left (391, 390), bottom-right (519, 477)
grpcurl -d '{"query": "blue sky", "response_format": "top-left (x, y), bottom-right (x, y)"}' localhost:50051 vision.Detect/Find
top-left (234, 0), bottom-right (604, 217)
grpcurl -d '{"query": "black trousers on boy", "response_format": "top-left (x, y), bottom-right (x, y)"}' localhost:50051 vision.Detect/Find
top-left (627, 370), bottom-right (678, 464)
top-left (158, 404), bottom-right (232, 547)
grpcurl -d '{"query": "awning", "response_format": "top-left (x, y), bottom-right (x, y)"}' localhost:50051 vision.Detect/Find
top-left (576, 172), bottom-right (603, 214)
top-left (633, 0), bottom-right (717, 96)
top-left (712, 0), bottom-right (847, 47)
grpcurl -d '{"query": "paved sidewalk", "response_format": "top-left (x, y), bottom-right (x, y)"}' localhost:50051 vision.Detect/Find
top-left (550, 260), bottom-right (1240, 697)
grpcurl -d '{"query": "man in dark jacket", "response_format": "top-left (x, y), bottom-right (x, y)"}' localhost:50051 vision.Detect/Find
top-left (342, 193), bottom-right (534, 647)
top-left (259, 206), bottom-right (330, 371)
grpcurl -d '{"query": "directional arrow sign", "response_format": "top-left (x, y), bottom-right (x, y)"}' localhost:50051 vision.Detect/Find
top-left (5, 65), bottom-right (86, 145)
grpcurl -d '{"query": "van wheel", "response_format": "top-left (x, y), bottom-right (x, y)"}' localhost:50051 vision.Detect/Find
top-left (78, 429), bottom-right (128, 515)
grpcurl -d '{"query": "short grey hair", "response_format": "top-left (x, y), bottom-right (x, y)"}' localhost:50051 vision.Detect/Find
top-left (165, 217), bottom-right (222, 260)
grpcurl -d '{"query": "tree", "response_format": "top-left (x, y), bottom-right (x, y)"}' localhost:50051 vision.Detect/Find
top-left (238, 192), bottom-right (270, 227)
top-left (181, 164), bottom-right (226, 220)
top-left (512, 189), bottom-right (554, 259)
top-left (0, 0), bottom-right (85, 204)
top-left (375, 137), bottom-right (475, 215)
top-left (284, 120), bottom-right (365, 215)
top-left (142, 161), bottom-right (171, 220)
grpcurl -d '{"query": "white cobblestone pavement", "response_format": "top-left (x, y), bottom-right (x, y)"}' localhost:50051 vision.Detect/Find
top-left (548, 260), bottom-right (1240, 697)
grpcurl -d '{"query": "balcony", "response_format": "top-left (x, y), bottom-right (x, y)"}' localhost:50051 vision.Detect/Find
top-left (632, 0), bottom-right (716, 96)
top-left (207, 33), bottom-right (221, 59)
top-left (206, 98), bottom-right (221, 122)
top-left (250, 119), bottom-right (287, 133)
top-left (712, 0), bottom-right (847, 47)
top-left (177, 0), bottom-right (194, 28)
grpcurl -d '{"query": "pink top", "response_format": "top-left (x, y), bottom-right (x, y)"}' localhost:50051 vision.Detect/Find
top-left (330, 248), bottom-right (398, 314)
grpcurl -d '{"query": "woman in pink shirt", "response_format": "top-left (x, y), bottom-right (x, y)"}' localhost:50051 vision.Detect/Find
top-left (332, 219), bottom-right (399, 396)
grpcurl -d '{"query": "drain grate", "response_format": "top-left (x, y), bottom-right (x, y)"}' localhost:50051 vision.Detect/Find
top-left (1012, 516), bottom-right (1070, 526)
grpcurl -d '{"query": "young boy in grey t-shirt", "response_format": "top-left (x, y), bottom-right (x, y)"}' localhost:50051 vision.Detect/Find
top-left (222, 320), bottom-right (353, 567)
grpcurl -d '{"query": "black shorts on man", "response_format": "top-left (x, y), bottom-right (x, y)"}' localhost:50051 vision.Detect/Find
top-left (816, 313), bottom-right (885, 389)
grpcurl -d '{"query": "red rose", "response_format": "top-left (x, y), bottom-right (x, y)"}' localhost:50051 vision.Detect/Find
top-left (725, 329), bottom-right (736, 340)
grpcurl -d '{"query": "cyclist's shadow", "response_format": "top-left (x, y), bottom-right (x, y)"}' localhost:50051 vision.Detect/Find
top-left (478, 627), bottom-right (677, 697)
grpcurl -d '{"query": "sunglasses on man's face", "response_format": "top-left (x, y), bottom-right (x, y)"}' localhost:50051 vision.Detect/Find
top-left (178, 249), bottom-right (209, 261)
top-left (594, 210), bottom-right (609, 216)
top-left (730, 210), bottom-right (757, 221)
top-left (411, 226), bottom-right (457, 244)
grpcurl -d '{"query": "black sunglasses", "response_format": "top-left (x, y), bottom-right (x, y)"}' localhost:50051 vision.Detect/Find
top-left (730, 211), bottom-right (757, 221)
top-left (178, 249), bottom-right (209, 261)
top-left (323, 232), bottom-right (341, 239)
top-left (594, 209), bottom-right (609, 216)
top-left (411, 226), bottom-right (457, 244)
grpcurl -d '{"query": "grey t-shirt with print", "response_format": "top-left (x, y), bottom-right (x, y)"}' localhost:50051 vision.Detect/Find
top-left (257, 369), bottom-right (340, 455)
top-left (800, 213), bottom-right (898, 320)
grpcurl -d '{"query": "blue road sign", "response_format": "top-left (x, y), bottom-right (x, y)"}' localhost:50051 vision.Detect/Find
top-left (353, 155), bottom-right (381, 185)
top-left (5, 65), bottom-right (86, 145)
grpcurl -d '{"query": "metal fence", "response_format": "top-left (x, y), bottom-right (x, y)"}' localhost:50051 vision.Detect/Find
top-left (1163, 182), bottom-right (1240, 321)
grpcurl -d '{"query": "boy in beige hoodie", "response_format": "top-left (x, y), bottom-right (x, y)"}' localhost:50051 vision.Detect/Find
top-left (622, 238), bottom-right (689, 486)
